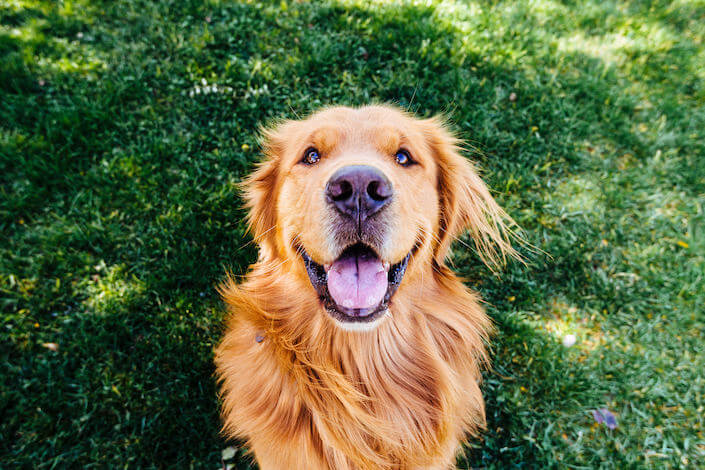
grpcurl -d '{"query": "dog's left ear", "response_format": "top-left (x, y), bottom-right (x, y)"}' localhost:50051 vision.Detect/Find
top-left (241, 157), bottom-right (278, 259)
top-left (240, 122), bottom-right (293, 260)
top-left (423, 117), bottom-right (521, 269)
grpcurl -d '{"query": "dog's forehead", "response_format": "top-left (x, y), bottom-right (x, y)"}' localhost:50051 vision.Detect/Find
top-left (303, 106), bottom-right (427, 150)
top-left (307, 105), bottom-right (413, 129)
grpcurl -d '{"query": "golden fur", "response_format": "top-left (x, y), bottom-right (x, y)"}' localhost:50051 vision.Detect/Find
top-left (215, 105), bottom-right (519, 469)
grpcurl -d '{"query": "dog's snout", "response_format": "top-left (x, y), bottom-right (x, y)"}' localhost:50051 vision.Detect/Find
top-left (326, 165), bottom-right (392, 222)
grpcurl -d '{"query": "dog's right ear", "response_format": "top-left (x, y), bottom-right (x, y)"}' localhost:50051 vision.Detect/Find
top-left (422, 116), bottom-right (522, 270)
top-left (240, 124), bottom-right (290, 260)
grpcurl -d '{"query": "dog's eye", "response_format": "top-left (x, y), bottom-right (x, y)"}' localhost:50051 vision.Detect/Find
top-left (302, 147), bottom-right (321, 165)
top-left (395, 150), bottom-right (413, 167)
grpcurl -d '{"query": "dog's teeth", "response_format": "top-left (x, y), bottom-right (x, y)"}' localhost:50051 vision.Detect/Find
top-left (383, 262), bottom-right (390, 271)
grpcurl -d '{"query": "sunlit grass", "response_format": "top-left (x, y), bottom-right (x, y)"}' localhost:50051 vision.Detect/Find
top-left (84, 264), bottom-right (146, 316)
top-left (552, 175), bottom-right (603, 215)
top-left (1, 0), bottom-right (704, 468)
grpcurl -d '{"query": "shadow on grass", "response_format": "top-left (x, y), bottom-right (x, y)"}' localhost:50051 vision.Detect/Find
top-left (1, 0), bottom-right (703, 468)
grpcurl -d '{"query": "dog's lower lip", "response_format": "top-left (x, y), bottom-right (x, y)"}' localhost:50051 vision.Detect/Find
top-left (300, 243), bottom-right (411, 323)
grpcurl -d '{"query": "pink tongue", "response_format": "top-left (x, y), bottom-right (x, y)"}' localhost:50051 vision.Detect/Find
top-left (327, 252), bottom-right (387, 310)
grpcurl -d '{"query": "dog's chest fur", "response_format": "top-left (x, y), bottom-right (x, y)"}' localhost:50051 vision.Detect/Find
top-left (216, 270), bottom-right (490, 470)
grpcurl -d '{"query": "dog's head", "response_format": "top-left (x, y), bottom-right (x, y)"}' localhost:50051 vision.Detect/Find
top-left (242, 105), bottom-right (517, 330)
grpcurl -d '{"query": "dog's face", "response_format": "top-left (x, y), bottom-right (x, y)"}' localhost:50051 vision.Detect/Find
top-left (244, 106), bottom-right (515, 330)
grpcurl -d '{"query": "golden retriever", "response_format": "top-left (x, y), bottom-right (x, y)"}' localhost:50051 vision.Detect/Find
top-left (215, 105), bottom-right (520, 469)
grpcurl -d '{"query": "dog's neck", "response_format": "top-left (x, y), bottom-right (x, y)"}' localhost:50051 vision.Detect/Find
top-left (225, 259), bottom-right (491, 370)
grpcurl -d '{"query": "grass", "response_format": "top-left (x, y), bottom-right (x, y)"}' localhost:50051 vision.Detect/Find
top-left (1, 0), bottom-right (703, 468)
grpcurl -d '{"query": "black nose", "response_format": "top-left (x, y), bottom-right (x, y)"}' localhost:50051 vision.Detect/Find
top-left (326, 165), bottom-right (393, 223)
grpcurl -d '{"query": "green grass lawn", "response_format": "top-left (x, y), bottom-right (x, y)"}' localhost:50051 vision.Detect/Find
top-left (1, 0), bottom-right (704, 468)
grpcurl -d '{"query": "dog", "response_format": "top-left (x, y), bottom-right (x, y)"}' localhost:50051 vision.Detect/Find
top-left (215, 105), bottom-right (520, 469)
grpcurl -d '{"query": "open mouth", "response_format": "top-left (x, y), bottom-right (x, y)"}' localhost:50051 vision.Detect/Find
top-left (301, 243), bottom-right (411, 324)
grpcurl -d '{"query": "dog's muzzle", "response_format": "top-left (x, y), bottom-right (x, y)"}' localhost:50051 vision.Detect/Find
top-left (299, 165), bottom-right (411, 325)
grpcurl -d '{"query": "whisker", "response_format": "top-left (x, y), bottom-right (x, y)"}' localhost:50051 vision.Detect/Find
top-left (407, 83), bottom-right (419, 112)
top-left (238, 224), bottom-right (277, 250)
